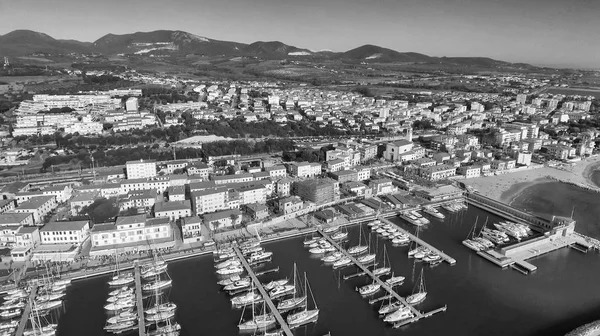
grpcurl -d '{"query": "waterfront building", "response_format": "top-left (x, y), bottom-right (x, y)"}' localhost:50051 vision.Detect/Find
top-left (126, 159), bottom-right (157, 179)
top-left (9, 196), bottom-right (57, 224)
top-left (154, 200), bottom-right (192, 221)
top-left (245, 203), bottom-right (269, 220)
top-left (181, 216), bottom-right (203, 244)
top-left (341, 181), bottom-right (370, 197)
top-left (419, 164), bottom-right (457, 181)
top-left (543, 144), bottom-right (575, 160)
top-left (190, 187), bottom-right (230, 215)
top-left (369, 179), bottom-right (395, 196)
top-left (278, 196), bottom-right (304, 215)
top-left (294, 179), bottom-right (338, 204)
top-left (413, 185), bottom-right (463, 201)
top-left (457, 166), bottom-right (482, 178)
top-left (234, 184), bottom-right (267, 205)
top-left (90, 215), bottom-right (174, 254)
top-left (39, 220), bottom-right (90, 245)
top-left (14, 226), bottom-right (40, 248)
top-left (203, 209), bottom-right (242, 231)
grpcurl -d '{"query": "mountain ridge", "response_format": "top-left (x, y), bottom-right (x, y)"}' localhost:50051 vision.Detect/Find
top-left (0, 29), bottom-right (535, 68)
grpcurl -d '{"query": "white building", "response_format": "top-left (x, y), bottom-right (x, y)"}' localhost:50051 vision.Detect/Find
top-left (9, 196), bottom-right (57, 224)
top-left (126, 160), bottom-right (157, 179)
top-left (90, 215), bottom-right (173, 252)
top-left (39, 220), bottom-right (90, 245)
top-left (154, 200), bottom-right (192, 221)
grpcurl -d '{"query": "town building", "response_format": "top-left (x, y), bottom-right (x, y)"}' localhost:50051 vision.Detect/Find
top-left (278, 196), bottom-right (304, 215)
top-left (457, 166), bottom-right (482, 179)
top-left (39, 220), bottom-right (90, 245)
top-left (419, 164), bottom-right (456, 181)
top-left (126, 160), bottom-right (157, 179)
top-left (288, 162), bottom-right (322, 178)
top-left (154, 200), bottom-right (192, 221)
top-left (245, 203), bottom-right (269, 221)
top-left (190, 187), bottom-right (230, 215)
top-left (9, 196), bottom-right (57, 224)
top-left (181, 216), bottom-right (203, 244)
top-left (384, 140), bottom-right (414, 162)
top-left (90, 215), bottom-right (174, 253)
top-left (203, 209), bottom-right (242, 231)
top-left (70, 192), bottom-right (98, 216)
top-left (294, 179), bottom-right (338, 204)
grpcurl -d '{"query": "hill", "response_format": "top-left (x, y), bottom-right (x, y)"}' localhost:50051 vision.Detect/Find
top-left (340, 44), bottom-right (432, 63)
top-left (242, 41), bottom-right (312, 57)
top-left (0, 30), bottom-right (93, 55)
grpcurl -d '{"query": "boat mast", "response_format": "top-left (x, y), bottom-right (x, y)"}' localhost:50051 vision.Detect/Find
top-left (305, 272), bottom-right (317, 310)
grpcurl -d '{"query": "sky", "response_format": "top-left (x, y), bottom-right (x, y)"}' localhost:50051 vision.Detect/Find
top-left (0, 0), bottom-right (599, 68)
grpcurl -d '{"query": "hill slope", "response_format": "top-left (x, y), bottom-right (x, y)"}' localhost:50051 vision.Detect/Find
top-left (0, 30), bottom-right (93, 55)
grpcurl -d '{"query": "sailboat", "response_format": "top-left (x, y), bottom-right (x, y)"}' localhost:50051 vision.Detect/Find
top-left (462, 216), bottom-right (485, 252)
top-left (277, 264), bottom-right (307, 311)
top-left (24, 298), bottom-right (57, 336)
top-left (108, 250), bottom-right (134, 287)
top-left (406, 269), bottom-right (427, 305)
top-left (347, 225), bottom-right (368, 255)
top-left (238, 286), bottom-right (276, 332)
top-left (286, 273), bottom-right (319, 329)
top-left (372, 245), bottom-right (391, 277)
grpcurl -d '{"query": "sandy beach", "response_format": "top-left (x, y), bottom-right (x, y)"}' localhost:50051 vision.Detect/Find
top-left (464, 155), bottom-right (600, 204)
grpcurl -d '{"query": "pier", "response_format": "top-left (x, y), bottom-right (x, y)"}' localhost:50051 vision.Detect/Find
top-left (15, 283), bottom-right (38, 336)
top-left (379, 217), bottom-right (457, 265)
top-left (232, 246), bottom-right (293, 336)
top-left (133, 262), bottom-right (146, 336)
top-left (317, 229), bottom-right (447, 326)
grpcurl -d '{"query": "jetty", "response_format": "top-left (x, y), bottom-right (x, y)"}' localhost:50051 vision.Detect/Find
top-left (317, 229), bottom-right (446, 327)
top-left (133, 262), bottom-right (146, 336)
top-left (379, 217), bottom-right (457, 265)
top-left (233, 246), bottom-right (293, 336)
top-left (15, 283), bottom-right (38, 336)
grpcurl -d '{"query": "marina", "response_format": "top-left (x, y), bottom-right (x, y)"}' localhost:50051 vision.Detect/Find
top-left (133, 263), bottom-right (145, 336)
top-left (14, 284), bottom-right (38, 336)
top-left (316, 228), bottom-right (448, 328)
top-left (232, 246), bottom-right (293, 336)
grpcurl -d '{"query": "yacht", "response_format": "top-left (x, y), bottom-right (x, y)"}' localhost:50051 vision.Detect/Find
top-left (143, 279), bottom-right (172, 292)
top-left (332, 257), bottom-right (352, 269)
top-left (378, 301), bottom-right (404, 315)
top-left (406, 269), bottom-right (427, 305)
top-left (473, 237), bottom-right (494, 249)
top-left (263, 279), bottom-right (289, 292)
top-left (231, 292), bottom-right (262, 306)
top-left (145, 310), bottom-right (176, 323)
top-left (0, 309), bottom-right (21, 319)
top-left (108, 275), bottom-right (134, 287)
top-left (385, 274), bottom-right (405, 287)
top-left (238, 314), bottom-right (276, 332)
top-left (277, 296), bottom-right (307, 311)
top-left (34, 300), bottom-right (62, 311)
top-left (224, 279), bottom-right (252, 292)
top-left (109, 287), bottom-right (132, 296)
top-left (107, 294), bottom-right (134, 303)
top-left (286, 272), bottom-right (319, 329)
top-left (104, 300), bottom-right (135, 311)
top-left (423, 254), bottom-right (441, 263)
top-left (248, 251), bottom-right (273, 263)
top-left (146, 302), bottom-right (177, 315)
top-left (214, 259), bottom-right (241, 270)
top-left (303, 237), bottom-right (320, 246)
top-left (367, 220), bottom-right (381, 227)
top-left (216, 265), bottom-right (244, 276)
top-left (1, 301), bottom-right (25, 310)
top-left (399, 213), bottom-right (423, 226)
top-left (107, 312), bottom-right (137, 324)
top-left (269, 285), bottom-right (295, 299)
top-left (422, 206), bottom-right (445, 219)
top-left (462, 239), bottom-right (483, 252)
top-left (347, 245), bottom-right (368, 255)
top-left (321, 252), bottom-right (342, 263)
top-left (218, 275), bottom-right (248, 286)
top-left (392, 236), bottom-right (410, 245)
top-left (372, 267), bottom-right (391, 277)
top-left (308, 247), bottom-right (326, 254)
top-left (331, 231), bottom-right (348, 241)
top-left (0, 321), bottom-right (18, 330)
top-left (104, 321), bottom-right (136, 333)
top-left (323, 226), bottom-right (339, 234)
top-left (383, 307), bottom-right (414, 323)
top-left (357, 283), bottom-right (381, 296)
top-left (357, 254), bottom-right (376, 264)
top-left (149, 322), bottom-right (181, 336)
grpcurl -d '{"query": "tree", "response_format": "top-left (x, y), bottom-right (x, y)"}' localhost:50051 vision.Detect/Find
top-left (230, 214), bottom-right (239, 226)
top-left (80, 198), bottom-right (120, 224)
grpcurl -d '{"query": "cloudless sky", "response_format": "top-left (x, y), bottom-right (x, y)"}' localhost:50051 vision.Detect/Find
top-left (0, 0), bottom-right (598, 68)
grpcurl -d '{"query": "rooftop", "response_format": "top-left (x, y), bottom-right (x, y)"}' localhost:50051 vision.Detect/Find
top-left (16, 196), bottom-right (55, 209)
top-left (115, 214), bottom-right (147, 227)
top-left (41, 220), bottom-right (89, 232)
top-left (71, 192), bottom-right (98, 203)
top-left (203, 209), bottom-right (241, 222)
top-left (0, 213), bottom-right (32, 225)
top-left (154, 200), bottom-right (191, 213)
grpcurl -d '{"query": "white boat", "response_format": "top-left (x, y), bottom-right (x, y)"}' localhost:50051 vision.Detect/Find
top-left (263, 279), bottom-right (288, 292)
top-left (33, 300), bottom-right (62, 311)
top-left (357, 254), bottom-right (376, 264)
top-left (308, 247), bottom-right (326, 254)
top-left (146, 302), bottom-right (177, 315)
top-left (347, 245), bottom-right (368, 255)
top-left (0, 321), bottom-right (18, 330)
top-left (323, 226), bottom-right (339, 234)
top-left (303, 237), bottom-right (320, 246)
top-left (53, 279), bottom-right (71, 287)
top-left (385, 273), bottom-right (405, 287)
top-left (378, 301), bottom-right (404, 315)
top-left (423, 254), bottom-right (441, 262)
top-left (277, 264), bottom-right (307, 311)
top-left (332, 257), bottom-right (351, 269)
top-left (108, 276), bottom-right (134, 287)
top-left (231, 292), bottom-right (262, 306)
top-left (224, 279), bottom-right (252, 292)
top-left (1, 301), bottom-right (25, 310)
top-left (422, 206), bottom-right (445, 219)
top-left (248, 251), bottom-right (273, 263)
top-left (5, 289), bottom-right (24, 296)
top-left (142, 264), bottom-right (169, 277)
top-left (145, 310), bottom-right (176, 323)
top-left (104, 321), bottom-right (136, 333)
top-left (203, 240), bottom-right (216, 247)
top-left (0, 309), bottom-right (21, 319)
top-left (367, 220), bottom-right (380, 227)
top-left (238, 313), bottom-right (276, 332)
top-left (384, 307), bottom-right (414, 323)
top-left (331, 231), bottom-right (348, 241)
top-left (215, 259), bottom-right (240, 270)
top-left (462, 239), bottom-right (482, 252)
top-left (357, 283), bottom-right (381, 296)
top-left (218, 275), bottom-right (248, 286)
top-left (398, 213), bottom-right (423, 226)
top-left (107, 312), bottom-right (137, 324)
top-left (473, 237), bottom-right (494, 249)
top-left (216, 265), bottom-right (244, 276)
top-left (24, 324), bottom-right (57, 336)
top-left (107, 294), bottom-right (134, 303)
top-left (241, 246), bottom-right (263, 255)
top-left (392, 236), bottom-right (410, 245)
top-left (269, 285), bottom-right (295, 299)
top-left (406, 269), bottom-right (427, 305)
top-left (5, 291), bottom-right (27, 300)
top-left (321, 252), bottom-right (342, 263)
top-left (108, 287), bottom-right (132, 296)
top-left (142, 279), bottom-right (172, 292)
top-left (149, 322), bottom-right (181, 336)
top-left (286, 273), bottom-right (319, 329)
top-left (104, 301), bottom-right (134, 311)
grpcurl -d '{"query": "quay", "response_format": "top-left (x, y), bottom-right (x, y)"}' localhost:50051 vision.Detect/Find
top-left (317, 229), bottom-right (447, 326)
top-left (232, 246), bottom-right (293, 336)
top-left (378, 217), bottom-right (457, 265)
top-left (15, 283), bottom-right (38, 336)
top-left (133, 262), bottom-right (146, 336)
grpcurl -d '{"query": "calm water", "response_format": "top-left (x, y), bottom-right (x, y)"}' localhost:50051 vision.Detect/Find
top-left (591, 170), bottom-right (600, 190)
top-left (55, 190), bottom-right (600, 336)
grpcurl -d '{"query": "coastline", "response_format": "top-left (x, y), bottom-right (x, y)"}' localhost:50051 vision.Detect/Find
top-left (566, 320), bottom-right (600, 336)
top-left (465, 156), bottom-right (600, 203)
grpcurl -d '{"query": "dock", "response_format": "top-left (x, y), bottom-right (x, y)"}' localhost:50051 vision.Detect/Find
top-left (133, 262), bottom-right (146, 336)
top-left (15, 283), bottom-right (38, 336)
top-left (318, 229), bottom-right (446, 326)
top-left (233, 246), bottom-right (293, 336)
top-left (379, 217), bottom-right (457, 265)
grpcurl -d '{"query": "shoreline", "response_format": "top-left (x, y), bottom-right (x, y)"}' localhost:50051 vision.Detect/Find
top-left (566, 320), bottom-right (600, 336)
top-left (465, 156), bottom-right (600, 204)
